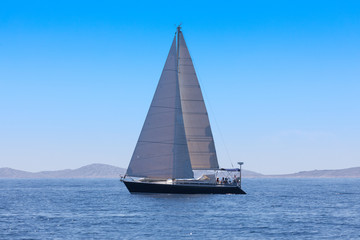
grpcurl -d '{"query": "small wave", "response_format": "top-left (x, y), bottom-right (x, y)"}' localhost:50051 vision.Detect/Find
top-left (335, 192), bottom-right (358, 195)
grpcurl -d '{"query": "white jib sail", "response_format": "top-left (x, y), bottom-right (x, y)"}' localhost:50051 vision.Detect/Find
top-left (178, 31), bottom-right (220, 170)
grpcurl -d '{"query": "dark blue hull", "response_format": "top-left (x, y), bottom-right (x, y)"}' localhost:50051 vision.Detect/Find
top-left (123, 181), bottom-right (246, 194)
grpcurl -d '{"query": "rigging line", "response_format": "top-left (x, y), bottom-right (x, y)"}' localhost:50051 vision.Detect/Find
top-left (192, 60), bottom-right (235, 168)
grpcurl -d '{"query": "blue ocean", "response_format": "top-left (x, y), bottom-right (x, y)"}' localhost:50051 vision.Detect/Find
top-left (1, 178), bottom-right (359, 239)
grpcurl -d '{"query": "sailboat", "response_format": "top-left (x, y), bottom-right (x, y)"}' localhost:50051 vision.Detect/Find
top-left (121, 26), bottom-right (246, 194)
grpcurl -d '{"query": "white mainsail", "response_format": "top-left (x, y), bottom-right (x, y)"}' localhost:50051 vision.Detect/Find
top-left (126, 36), bottom-right (194, 179)
top-left (178, 31), bottom-right (219, 170)
top-left (126, 29), bottom-right (220, 179)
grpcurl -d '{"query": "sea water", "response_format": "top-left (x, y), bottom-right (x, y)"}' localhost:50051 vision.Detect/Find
top-left (1, 178), bottom-right (359, 239)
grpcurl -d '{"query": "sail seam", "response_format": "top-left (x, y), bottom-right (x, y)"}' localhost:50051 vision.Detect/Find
top-left (138, 140), bottom-right (187, 145)
top-left (141, 124), bottom-right (176, 130)
top-left (150, 106), bottom-right (181, 109)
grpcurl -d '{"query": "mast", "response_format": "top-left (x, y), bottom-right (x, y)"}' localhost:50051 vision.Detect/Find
top-left (177, 24), bottom-right (181, 67)
top-left (172, 25), bottom-right (181, 178)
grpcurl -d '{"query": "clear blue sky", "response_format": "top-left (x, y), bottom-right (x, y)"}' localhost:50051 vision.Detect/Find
top-left (1, 0), bottom-right (359, 174)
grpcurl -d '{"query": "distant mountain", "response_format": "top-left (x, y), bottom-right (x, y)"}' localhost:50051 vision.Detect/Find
top-left (242, 169), bottom-right (264, 178)
top-left (0, 168), bottom-right (35, 178)
top-left (267, 167), bottom-right (360, 178)
top-left (0, 164), bottom-right (126, 179)
top-left (1, 164), bottom-right (359, 179)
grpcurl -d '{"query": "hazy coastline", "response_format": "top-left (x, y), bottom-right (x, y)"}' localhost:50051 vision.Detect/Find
top-left (1, 164), bottom-right (359, 179)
